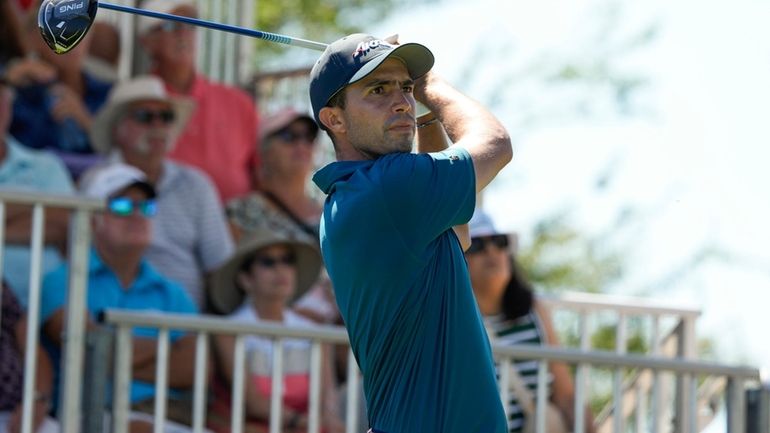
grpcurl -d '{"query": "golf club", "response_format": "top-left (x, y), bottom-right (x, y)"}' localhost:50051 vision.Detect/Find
top-left (38, 0), bottom-right (328, 55)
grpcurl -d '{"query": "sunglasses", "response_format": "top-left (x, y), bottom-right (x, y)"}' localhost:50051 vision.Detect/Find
top-left (107, 197), bottom-right (158, 217)
top-left (466, 234), bottom-right (509, 254)
top-left (129, 109), bottom-right (176, 125)
top-left (253, 253), bottom-right (297, 268)
top-left (273, 128), bottom-right (317, 145)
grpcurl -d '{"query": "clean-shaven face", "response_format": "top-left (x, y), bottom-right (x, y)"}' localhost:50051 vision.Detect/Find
top-left (341, 58), bottom-right (417, 159)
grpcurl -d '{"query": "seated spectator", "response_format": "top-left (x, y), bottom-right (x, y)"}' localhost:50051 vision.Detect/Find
top-left (85, 75), bottom-right (233, 309)
top-left (466, 209), bottom-right (596, 433)
top-left (0, 69), bottom-right (73, 308)
top-left (0, 283), bottom-right (58, 433)
top-left (5, 8), bottom-right (111, 179)
top-left (207, 229), bottom-right (344, 433)
top-left (138, 0), bottom-right (258, 203)
top-left (226, 108), bottom-right (340, 322)
top-left (39, 163), bottom-right (199, 432)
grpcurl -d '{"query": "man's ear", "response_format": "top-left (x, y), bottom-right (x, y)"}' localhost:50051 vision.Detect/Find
top-left (319, 106), bottom-right (346, 135)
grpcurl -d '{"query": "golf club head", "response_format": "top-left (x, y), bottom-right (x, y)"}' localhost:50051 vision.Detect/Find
top-left (38, 0), bottom-right (98, 54)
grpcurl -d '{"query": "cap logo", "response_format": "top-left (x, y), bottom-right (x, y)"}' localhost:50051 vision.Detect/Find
top-left (352, 39), bottom-right (392, 60)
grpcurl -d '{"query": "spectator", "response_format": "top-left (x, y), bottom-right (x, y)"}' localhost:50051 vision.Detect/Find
top-left (466, 209), bottom-right (596, 433)
top-left (207, 229), bottom-right (344, 433)
top-left (39, 163), bottom-right (199, 432)
top-left (138, 0), bottom-right (259, 203)
top-left (86, 75), bottom-right (233, 309)
top-left (0, 69), bottom-right (73, 308)
top-left (0, 284), bottom-right (58, 433)
top-left (5, 8), bottom-right (111, 179)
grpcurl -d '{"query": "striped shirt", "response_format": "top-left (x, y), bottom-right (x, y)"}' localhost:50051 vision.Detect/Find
top-left (145, 161), bottom-right (234, 307)
top-left (486, 311), bottom-right (553, 433)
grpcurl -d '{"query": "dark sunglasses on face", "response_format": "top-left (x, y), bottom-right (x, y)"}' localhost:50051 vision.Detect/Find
top-left (273, 128), bottom-right (317, 145)
top-left (466, 234), bottom-right (510, 254)
top-left (107, 197), bottom-right (158, 217)
top-left (254, 253), bottom-right (297, 268)
top-left (130, 109), bottom-right (176, 125)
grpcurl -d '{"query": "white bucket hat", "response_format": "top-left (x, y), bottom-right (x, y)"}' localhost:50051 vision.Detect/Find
top-left (89, 75), bottom-right (194, 154)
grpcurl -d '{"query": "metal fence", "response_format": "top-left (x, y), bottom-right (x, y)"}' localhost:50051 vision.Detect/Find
top-left (1, 190), bottom-right (766, 433)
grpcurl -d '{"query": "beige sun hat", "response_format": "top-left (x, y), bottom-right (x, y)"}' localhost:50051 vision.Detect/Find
top-left (89, 75), bottom-right (194, 154)
top-left (208, 228), bottom-right (323, 314)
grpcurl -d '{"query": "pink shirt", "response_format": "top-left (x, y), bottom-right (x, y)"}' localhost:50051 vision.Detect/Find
top-left (164, 74), bottom-right (259, 203)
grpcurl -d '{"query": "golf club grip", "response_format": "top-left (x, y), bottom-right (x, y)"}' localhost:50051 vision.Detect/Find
top-left (99, 1), bottom-right (328, 51)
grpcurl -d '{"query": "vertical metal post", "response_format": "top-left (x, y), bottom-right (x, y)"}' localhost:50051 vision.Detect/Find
top-left (238, 0), bottom-right (257, 85)
top-left (231, 335), bottom-right (246, 433)
top-left (536, 361), bottom-right (548, 433)
top-left (269, 338), bottom-right (285, 433)
top-left (345, 349), bottom-right (360, 433)
top-left (726, 377), bottom-right (746, 433)
top-left (192, 331), bottom-right (209, 433)
top-left (651, 314), bottom-right (661, 433)
top-left (60, 207), bottom-right (92, 433)
top-left (21, 204), bottom-right (45, 433)
top-left (613, 313), bottom-right (627, 433)
top-left (208, 0), bottom-right (223, 81)
top-left (223, 0), bottom-right (238, 84)
top-left (308, 342), bottom-right (323, 433)
top-left (676, 317), bottom-right (697, 433)
top-left (113, 325), bottom-right (133, 433)
top-left (574, 310), bottom-right (590, 433)
top-left (152, 328), bottom-right (170, 433)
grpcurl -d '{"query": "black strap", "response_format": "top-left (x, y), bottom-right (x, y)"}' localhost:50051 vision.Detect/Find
top-left (261, 190), bottom-right (319, 239)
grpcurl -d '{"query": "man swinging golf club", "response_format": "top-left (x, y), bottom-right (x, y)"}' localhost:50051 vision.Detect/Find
top-left (311, 34), bottom-right (512, 433)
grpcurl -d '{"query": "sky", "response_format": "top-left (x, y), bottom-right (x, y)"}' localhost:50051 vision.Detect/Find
top-left (372, 0), bottom-right (770, 371)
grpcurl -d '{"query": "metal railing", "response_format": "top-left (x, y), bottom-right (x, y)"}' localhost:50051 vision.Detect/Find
top-left (99, 309), bottom-right (763, 433)
top-left (540, 291), bottom-right (703, 432)
top-left (2, 189), bottom-right (765, 433)
top-left (0, 190), bottom-right (103, 433)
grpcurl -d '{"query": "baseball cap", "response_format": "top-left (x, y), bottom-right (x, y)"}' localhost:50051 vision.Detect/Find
top-left (137, 0), bottom-right (197, 36)
top-left (260, 107), bottom-right (318, 141)
top-left (80, 163), bottom-right (157, 200)
top-left (309, 33), bottom-right (434, 127)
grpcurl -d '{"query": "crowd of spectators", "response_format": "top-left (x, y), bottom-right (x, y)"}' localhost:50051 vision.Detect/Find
top-left (0, 0), bottom-right (588, 432)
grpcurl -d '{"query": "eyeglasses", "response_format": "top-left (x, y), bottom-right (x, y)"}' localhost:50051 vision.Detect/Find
top-left (466, 234), bottom-right (509, 254)
top-left (129, 109), bottom-right (176, 125)
top-left (272, 128), bottom-right (317, 145)
top-left (107, 197), bottom-right (158, 217)
top-left (253, 253), bottom-right (297, 268)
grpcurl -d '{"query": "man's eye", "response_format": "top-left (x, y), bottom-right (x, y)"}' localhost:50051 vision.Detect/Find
top-left (403, 85), bottom-right (414, 93)
top-left (371, 87), bottom-right (384, 94)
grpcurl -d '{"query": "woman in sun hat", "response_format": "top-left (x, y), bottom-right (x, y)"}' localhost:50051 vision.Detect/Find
top-left (207, 229), bottom-right (344, 433)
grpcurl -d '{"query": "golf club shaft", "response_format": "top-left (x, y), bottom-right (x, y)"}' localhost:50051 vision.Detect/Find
top-left (99, 1), bottom-right (328, 51)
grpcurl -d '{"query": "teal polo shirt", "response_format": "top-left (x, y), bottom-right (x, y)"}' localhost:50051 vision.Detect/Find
top-left (313, 148), bottom-right (507, 433)
top-left (40, 248), bottom-right (198, 404)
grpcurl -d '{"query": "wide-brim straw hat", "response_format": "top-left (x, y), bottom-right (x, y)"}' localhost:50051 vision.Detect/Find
top-left (90, 75), bottom-right (194, 154)
top-left (208, 228), bottom-right (322, 314)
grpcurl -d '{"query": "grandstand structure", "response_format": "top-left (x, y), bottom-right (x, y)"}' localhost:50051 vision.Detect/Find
top-left (2, 0), bottom-right (768, 431)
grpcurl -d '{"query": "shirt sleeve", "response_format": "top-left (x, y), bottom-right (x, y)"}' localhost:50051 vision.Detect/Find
top-left (378, 147), bottom-right (476, 250)
top-left (39, 153), bottom-right (75, 194)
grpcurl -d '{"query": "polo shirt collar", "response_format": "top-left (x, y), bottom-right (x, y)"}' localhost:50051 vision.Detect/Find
top-left (88, 248), bottom-right (166, 290)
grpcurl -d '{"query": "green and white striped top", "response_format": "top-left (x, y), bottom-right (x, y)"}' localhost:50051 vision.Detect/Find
top-left (486, 311), bottom-right (553, 433)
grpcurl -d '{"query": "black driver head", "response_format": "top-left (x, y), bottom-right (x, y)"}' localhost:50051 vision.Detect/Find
top-left (38, 0), bottom-right (98, 54)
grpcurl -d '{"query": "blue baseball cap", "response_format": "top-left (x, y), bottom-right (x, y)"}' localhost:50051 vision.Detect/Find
top-left (309, 33), bottom-right (435, 128)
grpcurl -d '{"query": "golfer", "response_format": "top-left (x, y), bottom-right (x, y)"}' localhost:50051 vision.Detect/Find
top-left (311, 34), bottom-right (511, 432)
